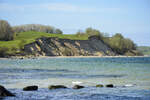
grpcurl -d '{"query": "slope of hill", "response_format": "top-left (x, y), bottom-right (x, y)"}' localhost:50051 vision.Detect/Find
top-left (24, 36), bottom-right (115, 56)
top-left (0, 31), bottom-right (142, 57)
top-left (0, 31), bottom-right (89, 56)
top-left (138, 46), bottom-right (150, 56)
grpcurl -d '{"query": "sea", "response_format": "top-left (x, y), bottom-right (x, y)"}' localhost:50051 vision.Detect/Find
top-left (0, 57), bottom-right (150, 100)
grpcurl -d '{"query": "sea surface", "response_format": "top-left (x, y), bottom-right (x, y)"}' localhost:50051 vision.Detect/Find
top-left (0, 57), bottom-right (150, 100)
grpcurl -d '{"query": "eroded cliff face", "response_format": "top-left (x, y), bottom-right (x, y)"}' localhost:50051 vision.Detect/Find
top-left (24, 36), bottom-right (116, 56)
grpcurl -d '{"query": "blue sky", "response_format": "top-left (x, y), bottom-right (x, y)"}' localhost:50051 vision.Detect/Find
top-left (0, 0), bottom-right (150, 46)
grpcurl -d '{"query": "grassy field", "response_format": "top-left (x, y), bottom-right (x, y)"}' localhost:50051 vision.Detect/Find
top-left (0, 31), bottom-right (89, 54)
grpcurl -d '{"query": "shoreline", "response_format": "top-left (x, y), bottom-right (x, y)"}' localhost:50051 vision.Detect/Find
top-left (0, 55), bottom-right (150, 59)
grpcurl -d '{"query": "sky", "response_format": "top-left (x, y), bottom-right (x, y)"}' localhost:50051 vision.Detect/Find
top-left (0, 0), bottom-right (150, 46)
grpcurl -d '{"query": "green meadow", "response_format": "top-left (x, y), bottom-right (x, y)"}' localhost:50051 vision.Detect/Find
top-left (0, 31), bottom-right (89, 54)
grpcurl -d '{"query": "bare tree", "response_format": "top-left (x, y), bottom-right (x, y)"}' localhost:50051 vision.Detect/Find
top-left (12, 24), bottom-right (63, 34)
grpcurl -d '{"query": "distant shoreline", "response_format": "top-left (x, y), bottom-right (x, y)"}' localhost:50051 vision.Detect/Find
top-left (0, 55), bottom-right (150, 59)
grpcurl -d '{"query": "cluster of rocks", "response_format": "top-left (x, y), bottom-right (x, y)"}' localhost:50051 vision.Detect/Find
top-left (96, 84), bottom-right (114, 88)
top-left (0, 84), bottom-right (114, 97)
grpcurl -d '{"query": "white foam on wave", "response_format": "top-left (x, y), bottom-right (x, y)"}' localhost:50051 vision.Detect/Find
top-left (72, 81), bottom-right (83, 85)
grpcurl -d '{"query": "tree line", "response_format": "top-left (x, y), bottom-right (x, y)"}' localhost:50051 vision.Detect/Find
top-left (13, 24), bottom-right (62, 34)
top-left (0, 20), bottom-right (63, 41)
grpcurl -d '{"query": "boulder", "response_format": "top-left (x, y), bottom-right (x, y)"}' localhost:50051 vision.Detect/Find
top-left (73, 85), bottom-right (84, 89)
top-left (23, 85), bottom-right (38, 91)
top-left (96, 84), bottom-right (104, 87)
top-left (106, 84), bottom-right (114, 88)
top-left (0, 85), bottom-right (15, 96)
top-left (48, 85), bottom-right (67, 90)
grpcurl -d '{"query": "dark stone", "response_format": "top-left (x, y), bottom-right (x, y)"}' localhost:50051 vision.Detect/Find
top-left (48, 85), bottom-right (67, 90)
top-left (23, 85), bottom-right (38, 91)
top-left (73, 85), bottom-right (84, 89)
top-left (0, 85), bottom-right (15, 97)
top-left (96, 84), bottom-right (104, 87)
top-left (106, 84), bottom-right (114, 88)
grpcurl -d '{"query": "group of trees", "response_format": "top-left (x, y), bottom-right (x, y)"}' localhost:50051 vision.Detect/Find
top-left (0, 20), bottom-right (14, 41)
top-left (76, 27), bottom-right (137, 54)
top-left (12, 24), bottom-right (63, 34)
top-left (0, 20), bottom-right (63, 41)
top-left (76, 27), bottom-right (104, 39)
top-left (104, 33), bottom-right (136, 54)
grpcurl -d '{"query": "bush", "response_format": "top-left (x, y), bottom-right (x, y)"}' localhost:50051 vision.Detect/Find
top-left (75, 27), bottom-right (104, 40)
top-left (54, 29), bottom-right (63, 34)
top-left (0, 20), bottom-right (14, 41)
top-left (106, 33), bottom-right (137, 54)
top-left (85, 27), bottom-right (101, 36)
top-left (0, 47), bottom-right (9, 57)
top-left (18, 39), bottom-right (27, 50)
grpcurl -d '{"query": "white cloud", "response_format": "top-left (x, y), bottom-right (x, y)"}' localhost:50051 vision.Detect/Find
top-left (41, 3), bottom-right (97, 13)
top-left (0, 3), bottom-right (98, 13)
top-left (0, 3), bottom-right (120, 13)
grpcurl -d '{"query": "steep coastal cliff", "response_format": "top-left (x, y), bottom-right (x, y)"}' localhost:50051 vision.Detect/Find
top-left (24, 36), bottom-right (116, 56)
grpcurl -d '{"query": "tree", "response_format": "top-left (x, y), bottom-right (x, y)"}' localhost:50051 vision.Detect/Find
top-left (85, 27), bottom-right (101, 36)
top-left (123, 38), bottom-right (136, 51)
top-left (75, 30), bottom-right (85, 37)
top-left (0, 20), bottom-right (14, 41)
top-left (107, 33), bottom-right (137, 54)
top-left (54, 29), bottom-right (63, 34)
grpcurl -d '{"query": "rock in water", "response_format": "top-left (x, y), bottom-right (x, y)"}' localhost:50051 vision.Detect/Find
top-left (48, 85), bottom-right (67, 90)
top-left (73, 85), bottom-right (84, 89)
top-left (96, 84), bottom-right (104, 87)
top-left (106, 84), bottom-right (114, 88)
top-left (0, 85), bottom-right (15, 96)
top-left (23, 86), bottom-right (38, 91)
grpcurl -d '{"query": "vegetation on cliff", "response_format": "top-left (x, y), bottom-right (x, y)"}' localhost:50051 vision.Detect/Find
top-left (0, 20), bottom-right (141, 57)
top-left (0, 20), bottom-right (14, 41)
top-left (0, 31), bottom-right (89, 57)
top-left (75, 28), bottom-right (140, 56)
top-left (13, 24), bottom-right (63, 34)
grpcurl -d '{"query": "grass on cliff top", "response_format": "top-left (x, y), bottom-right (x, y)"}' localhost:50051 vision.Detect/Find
top-left (0, 31), bottom-right (89, 50)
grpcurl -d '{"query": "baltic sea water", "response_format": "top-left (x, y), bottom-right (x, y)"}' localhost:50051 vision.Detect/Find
top-left (0, 57), bottom-right (150, 100)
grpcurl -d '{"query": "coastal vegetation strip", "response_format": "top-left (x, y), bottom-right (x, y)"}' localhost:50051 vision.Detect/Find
top-left (0, 19), bottom-right (142, 57)
top-left (0, 31), bottom-right (89, 56)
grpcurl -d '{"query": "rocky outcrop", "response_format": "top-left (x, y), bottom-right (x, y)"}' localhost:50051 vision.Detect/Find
top-left (48, 85), bottom-right (67, 89)
top-left (73, 85), bottom-right (84, 89)
top-left (23, 86), bottom-right (38, 91)
top-left (0, 85), bottom-right (15, 97)
top-left (106, 84), bottom-right (114, 88)
top-left (96, 84), bottom-right (104, 87)
top-left (24, 36), bottom-right (116, 56)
